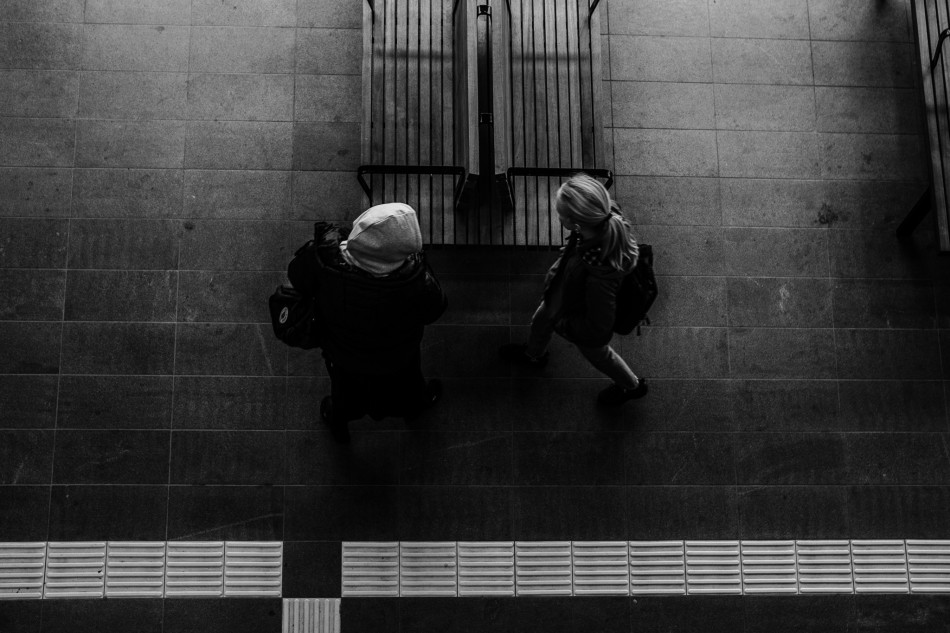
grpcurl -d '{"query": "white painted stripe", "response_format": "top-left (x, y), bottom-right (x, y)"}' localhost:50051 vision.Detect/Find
top-left (458, 541), bottom-right (514, 596)
top-left (283, 598), bottom-right (340, 633)
top-left (0, 543), bottom-right (46, 600)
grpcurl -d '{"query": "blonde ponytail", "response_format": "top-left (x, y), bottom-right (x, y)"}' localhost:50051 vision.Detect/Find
top-left (555, 174), bottom-right (638, 272)
top-left (601, 212), bottom-right (638, 272)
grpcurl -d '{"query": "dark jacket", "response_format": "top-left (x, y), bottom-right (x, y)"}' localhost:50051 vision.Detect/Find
top-left (542, 232), bottom-right (634, 348)
top-left (313, 223), bottom-right (446, 374)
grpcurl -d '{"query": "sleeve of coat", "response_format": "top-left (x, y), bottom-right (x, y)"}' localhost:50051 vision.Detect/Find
top-left (558, 273), bottom-right (619, 347)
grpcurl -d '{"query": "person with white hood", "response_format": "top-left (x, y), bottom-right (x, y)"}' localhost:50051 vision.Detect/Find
top-left (312, 203), bottom-right (447, 443)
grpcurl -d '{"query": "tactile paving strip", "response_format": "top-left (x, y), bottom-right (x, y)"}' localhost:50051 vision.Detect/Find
top-left (165, 542), bottom-right (225, 598)
top-left (7, 539), bottom-right (950, 600)
top-left (225, 541), bottom-right (283, 597)
top-left (0, 541), bottom-right (282, 600)
top-left (685, 541), bottom-right (742, 595)
top-left (0, 543), bottom-right (46, 599)
top-left (105, 541), bottom-right (166, 598)
top-left (907, 540), bottom-right (950, 593)
top-left (399, 542), bottom-right (458, 596)
top-left (572, 542), bottom-right (629, 595)
top-left (796, 540), bottom-right (854, 594)
top-left (338, 540), bottom-right (950, 596)
top-left (628, 541), bottom-right (686, 595)
top-left (458, 542), bottom-right (514, 596)
top-left (341, 542), bottom-right (400, 597)
top-left (740, 541), bottom-right (797, 595)
top-left (515, 541), bottom-right (573, 596)
top-left (851, 540), bottom-right (908, 594)
top-left (44, 542), bottom-right (106, 599)
top-left (283, 598), bottom-right (340, 633)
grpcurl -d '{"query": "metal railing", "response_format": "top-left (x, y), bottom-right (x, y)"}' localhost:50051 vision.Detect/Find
top-left (901, 0), bottom-right (950, 250)
top-left (506, 167), bottom-right (613, 247)
top-left (358, 0), bottom-right (608, 247)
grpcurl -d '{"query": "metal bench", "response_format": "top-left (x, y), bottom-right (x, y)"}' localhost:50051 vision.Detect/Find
top-left (359, 0), bottom-right (610, 247)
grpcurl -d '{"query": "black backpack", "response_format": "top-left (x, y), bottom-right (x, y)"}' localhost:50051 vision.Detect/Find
top-left (614, 244), bottom-right (658, 335)
top-left (268, 236), bottom-right (322, 349)
top-left (268, 285), bottom-right (321, 349)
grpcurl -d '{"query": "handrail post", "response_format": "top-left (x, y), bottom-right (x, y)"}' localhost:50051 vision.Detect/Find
top-left (476, 4), bottom-right (495, 199)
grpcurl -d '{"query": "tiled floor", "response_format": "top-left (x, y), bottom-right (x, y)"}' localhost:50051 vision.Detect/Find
top-left (2, 0), bottom-right (950, 630)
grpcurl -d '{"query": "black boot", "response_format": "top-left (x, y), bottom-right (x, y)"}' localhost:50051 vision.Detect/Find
top-left (597, 378), bottom-right (648, 407)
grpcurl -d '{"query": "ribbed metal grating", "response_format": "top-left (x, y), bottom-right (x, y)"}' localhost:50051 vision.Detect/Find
top-left (851, 540), bottom-right (909, 594)
top-left (515, 541), bottom-right (573, 596)
top-left (457, 542), bottom-right (514, 596)
top-left (225, 541), bottom-right (282, 597)
top-left (105, 541), bottom-right (165, 598)
top-left (399, 542), bottom-right (458, 596)
top-left (165, 542), bottom-right (225, 598)
top-left (283, 598), bottom-right (340, 633)
top-left (685, 541), bottom-right (741, 595)
top-left (740, 540), bottom-right (798, 594)
top-left (44, 542), bottom-right (106, 599)
top-left (629, 541), bottom-right (686, 595)
top-left (796, 540), bottom-right (854, 594)
top-left (341, 542), bottom-right (399, 597)
top-left (907, 540), bottom-right (950, 593)
top-left (0, 542), bottom-right (46, 599)
top-left (572, 541), bottom-right (629, 595)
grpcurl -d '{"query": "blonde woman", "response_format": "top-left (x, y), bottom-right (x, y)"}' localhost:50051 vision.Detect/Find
top-left (500, 174), bottom-right (647, 406)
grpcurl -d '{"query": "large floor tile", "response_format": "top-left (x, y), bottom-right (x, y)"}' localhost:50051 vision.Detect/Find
top-left (513, 485), bottom-right (626, 541)
top-left (0, 486), bottom-right (49, 541)
top-left (397, 486), bottom-right (513, 541)
top-left (167, 485), bottom-right (284, 541)
top-left (738, 485), bottom-right (850, 539)
top-left (282, 540), bottom-right (341, 598)
top-left (41, 600), bottom-right (163, 633)
top-left (58, 375), bottom-right (173, 430)
top-left (48, 484), bottom-right (168, 541)
top-left (163, 599), bottom-right (282, 633)
top-left (52, 430), bottom-right (169, 485)
top-left (170, 430), bottom-right (285, 485)
top-left (514, 431), bottom-right (625, 485)
top-left (283, 485), bottom-right (398, 541)
top-left (0, 375), bottom-right (58, 429)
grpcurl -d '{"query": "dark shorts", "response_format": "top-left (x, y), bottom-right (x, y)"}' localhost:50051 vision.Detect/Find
top-left (325, 357), bottom-right (428, 422)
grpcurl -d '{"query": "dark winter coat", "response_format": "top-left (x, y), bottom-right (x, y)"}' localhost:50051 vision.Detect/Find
top-left (313, 223), bottom-right (447, 375)
top-left (542, 232), bottom-right (634, 348)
